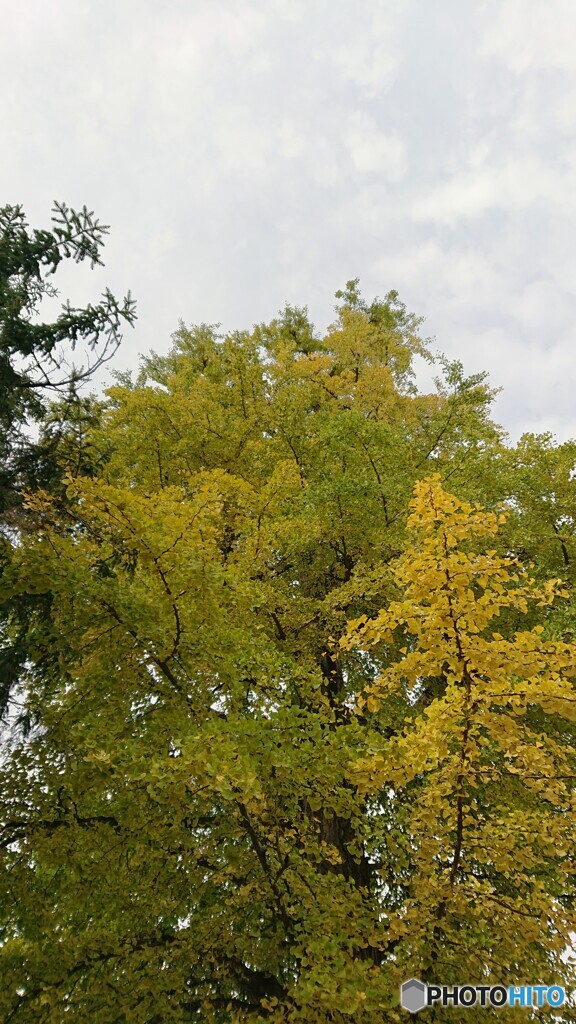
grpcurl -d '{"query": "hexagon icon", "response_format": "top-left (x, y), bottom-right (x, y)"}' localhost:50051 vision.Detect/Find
top-left (401, 978), bottom-right (427, 1014)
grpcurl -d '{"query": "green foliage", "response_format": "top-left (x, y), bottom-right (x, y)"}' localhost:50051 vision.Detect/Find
top-left (1, 284), bottom-right (575, 1022)
top-left (0, 201), bottom-right (136, 718)
top-left (0, 201), bottom-right (136, 514)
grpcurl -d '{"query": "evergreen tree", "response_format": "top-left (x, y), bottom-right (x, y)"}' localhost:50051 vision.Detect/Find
top-left (0, 201), bottom-right (136, 716)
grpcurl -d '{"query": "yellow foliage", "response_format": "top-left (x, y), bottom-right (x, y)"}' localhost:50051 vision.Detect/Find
top-left (342, 476), bottom-right (576, 982)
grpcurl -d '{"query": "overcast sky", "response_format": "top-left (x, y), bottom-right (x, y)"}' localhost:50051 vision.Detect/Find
top-left (2, 0), bottom-right (576, 442)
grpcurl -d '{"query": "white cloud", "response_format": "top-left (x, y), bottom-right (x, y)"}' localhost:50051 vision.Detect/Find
top-left (411, 158), bottom-right (574, 224)
top-left (209, 103), bottom-right (273, 178)
top-left (266, 0), bottom-right (307, 22)
top-left (321, 2), bottom-right (405, 96)
top-left (278, 120), bottom-right (306, 161)
top-left (480, 0), bottom-right (576, 72)
top-left (345, 112), bottom-right (407, 180)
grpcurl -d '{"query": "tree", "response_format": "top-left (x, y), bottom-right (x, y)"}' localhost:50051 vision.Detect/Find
top-left (340, 477), bottom-right (576, 1006)
top-left (0, 201), bottom-right (136, 516)
top-left (0, 286), bottom-right (575, 1022)
top-left (0, 201), bottom-right (136, 716)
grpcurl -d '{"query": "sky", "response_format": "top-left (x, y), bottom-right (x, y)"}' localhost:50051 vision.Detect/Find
top-left (2, 0), bottom-right (576, 442)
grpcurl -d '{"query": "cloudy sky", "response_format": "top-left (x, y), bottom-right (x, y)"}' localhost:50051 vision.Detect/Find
top-left (2, 0), bottom-right (576, 441)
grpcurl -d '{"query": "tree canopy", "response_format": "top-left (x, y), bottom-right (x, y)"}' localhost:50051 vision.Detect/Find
top-left (1, 283), bottom-right (575, 1022)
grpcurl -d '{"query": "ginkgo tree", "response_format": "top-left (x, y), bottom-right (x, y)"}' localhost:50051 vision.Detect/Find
top-left (340, 477), bottom-right (576, 1002)
top-left (1, 285), bottom-right (576, 1023)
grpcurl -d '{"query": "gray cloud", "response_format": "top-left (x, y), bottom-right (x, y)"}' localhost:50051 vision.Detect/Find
top-left (1, 0), bottom-right (575, 441)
